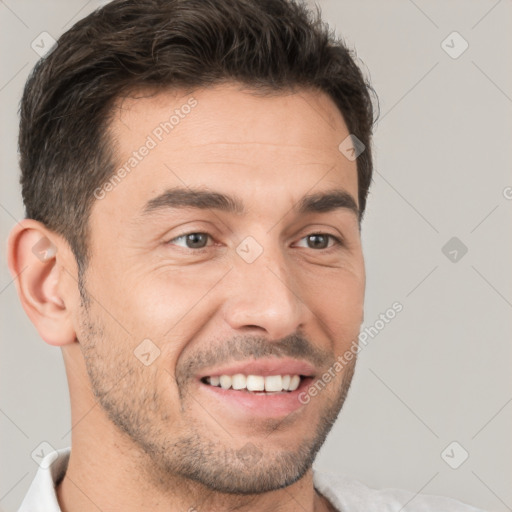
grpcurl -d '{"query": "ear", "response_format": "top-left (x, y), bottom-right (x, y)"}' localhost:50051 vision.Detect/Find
top-left (7, 219), bottom-right (77, 346)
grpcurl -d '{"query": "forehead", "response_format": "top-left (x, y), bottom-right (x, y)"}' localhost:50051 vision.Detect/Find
top-left (94, 83), bottom-right (358, 223)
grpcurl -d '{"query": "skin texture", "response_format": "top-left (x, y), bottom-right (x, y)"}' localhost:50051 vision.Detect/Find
top-left (8, 82), bottom-right (365, 512)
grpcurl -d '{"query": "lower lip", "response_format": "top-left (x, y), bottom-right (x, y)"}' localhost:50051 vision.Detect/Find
top-left (197, 377), bottom-right (314, 418)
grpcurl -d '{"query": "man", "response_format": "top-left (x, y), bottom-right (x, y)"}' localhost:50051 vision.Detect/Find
top-left (8, 0), bottom-right (485, 510)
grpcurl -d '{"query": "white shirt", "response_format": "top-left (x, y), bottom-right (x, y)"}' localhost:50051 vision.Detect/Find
top-left (18, 447), bottom-right (486, 512)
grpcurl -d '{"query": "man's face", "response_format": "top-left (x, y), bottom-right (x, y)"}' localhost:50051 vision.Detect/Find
top-left (76, 83), bottom-right (365, 494)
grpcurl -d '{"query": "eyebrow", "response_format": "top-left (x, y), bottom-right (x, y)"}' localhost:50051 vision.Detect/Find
top-left (141, 186), bottom-right (359, 218)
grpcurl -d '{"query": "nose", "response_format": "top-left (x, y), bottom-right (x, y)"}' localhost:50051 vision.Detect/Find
top-left (222, 242), bottom-right (309, 340)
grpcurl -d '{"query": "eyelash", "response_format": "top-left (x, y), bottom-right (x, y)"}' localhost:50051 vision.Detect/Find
top-left (167, 231), bottom-right (344, 253)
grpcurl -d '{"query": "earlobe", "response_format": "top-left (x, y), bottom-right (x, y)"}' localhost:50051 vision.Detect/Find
top-left (7, 219), bottom-right (77, 346)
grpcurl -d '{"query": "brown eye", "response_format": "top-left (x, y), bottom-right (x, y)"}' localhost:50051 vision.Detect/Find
top-left (307, 234), bottom-right (329, 249)
top-left (169, 232), bottom-right (211, 249)
top-left (296, 233), bottom-right (342, 250)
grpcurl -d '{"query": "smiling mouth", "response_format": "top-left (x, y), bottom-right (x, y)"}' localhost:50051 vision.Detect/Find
top-left (200, 374), bottom-right (309, 394)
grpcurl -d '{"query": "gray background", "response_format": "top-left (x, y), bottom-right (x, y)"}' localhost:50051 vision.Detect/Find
top-left (1, 1), bottom-right (511, 511)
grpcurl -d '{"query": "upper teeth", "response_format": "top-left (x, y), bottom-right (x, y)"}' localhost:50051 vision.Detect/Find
top-left (205, 374), bottom-right (301, 392)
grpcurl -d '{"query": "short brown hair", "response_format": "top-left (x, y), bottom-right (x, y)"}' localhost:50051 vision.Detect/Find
top-left (19, 0), bottom-right (378, 275)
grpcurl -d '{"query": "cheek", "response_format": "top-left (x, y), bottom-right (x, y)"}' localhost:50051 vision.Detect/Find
top-left (333, 275), bottom-right (365, 317)
top-left (117, 269), bottom-right (226, 367)
top-left (305, 258), bottom-right (365, 302)
top-left (127, 269), bottom-right (215, 326)
top-left (302, 265), bottom-right (365, 341)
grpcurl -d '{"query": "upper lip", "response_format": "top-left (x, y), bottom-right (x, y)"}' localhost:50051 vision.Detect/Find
top-left (197, 358), bottom-right (317, 380)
